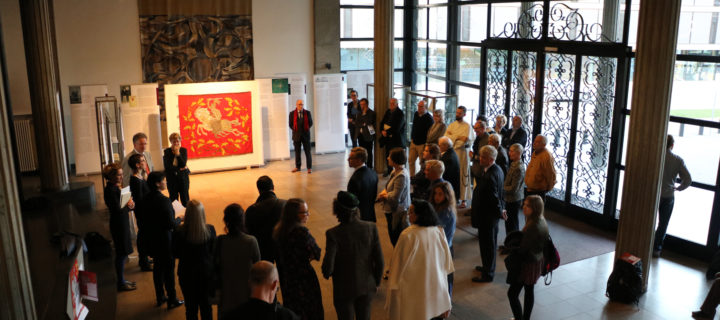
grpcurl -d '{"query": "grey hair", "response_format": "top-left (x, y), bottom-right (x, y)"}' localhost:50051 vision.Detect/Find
top-left (480, 145), bottom-right (498, 160)
top-left (488, 133), bottom-right (501, 146)
top-left (438, 136), bottom-right (452, 149)
top-left (510, 143), bottom-right (524, 155)
top-left (535, 134), bottom-right (548, 146)
top-left (433, 108), bottom-right (444, 120)
top-left (495, 114), bottom-right (507, 126)
top-left (425, 159), bottom-right (445, 176)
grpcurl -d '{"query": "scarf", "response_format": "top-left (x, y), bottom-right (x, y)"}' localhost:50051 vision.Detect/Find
top-left (293, 109), bottom-right (309, 132)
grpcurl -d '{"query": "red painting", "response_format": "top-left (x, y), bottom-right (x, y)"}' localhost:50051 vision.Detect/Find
top-left (178, 92), bottom-right (252, 159)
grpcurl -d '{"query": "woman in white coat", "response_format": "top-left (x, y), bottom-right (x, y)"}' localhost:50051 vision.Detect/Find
top-left (386, 199), bottom-right (454, 320)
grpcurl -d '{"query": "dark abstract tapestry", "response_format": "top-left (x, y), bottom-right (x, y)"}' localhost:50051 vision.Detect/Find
top-left (139, 15), bottom-right (253, 85)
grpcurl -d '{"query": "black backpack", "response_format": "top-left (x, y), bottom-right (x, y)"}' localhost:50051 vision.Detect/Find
top-left (606, 258), bottom-right (643, 304)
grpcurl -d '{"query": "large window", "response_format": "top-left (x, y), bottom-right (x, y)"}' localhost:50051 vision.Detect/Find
top-left (340, 2), bottom-right (405, 72)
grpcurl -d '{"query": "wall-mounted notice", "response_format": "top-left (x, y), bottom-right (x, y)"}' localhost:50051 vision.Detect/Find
top-left (313, 74), bottom-right (346, 154)
top-left (70, 85), bottom-right (107, 175)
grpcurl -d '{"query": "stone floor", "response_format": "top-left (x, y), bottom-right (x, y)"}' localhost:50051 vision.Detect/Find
top-left (73, 150), bottom-right (715, 320)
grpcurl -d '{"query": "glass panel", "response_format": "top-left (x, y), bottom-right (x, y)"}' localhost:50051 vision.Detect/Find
top-left (671, 61), bottom-right (720, 121)
top-left (621, 114), bottom-right (629, 166)
top-left (428, 42), bottom-right (447, 77)
top-left (491, 2), bottom-right (543, 40)
top-left (511, 51), bottom-right (537, 162)
top-left (341, 0), bottom-right (373, 4)
top-left (417, 8), bottom-right (428, 39)
top-left (428, 77), bottom-right (446, 93)
top-left (395, 9), bottom-right (404, 38)
top-left (459, 4), bottom-right (488, 43)
top-left (459, 46), bottom-right (481, 85)
top-left (415, 73), bottom-right (427, 91)
top-left (341, 9), bottom-right (374, 38)
top-left (341, 41), bottom-right (374, 71)
top-left (615, 169), bottom-right (624, 219)
top-left (395, 0), bottom-right (404, 6)
top-left (416, 42), bottom-right (428, 73)
top-left (428, 0), bottom-right (447, 4)
top-left (542, 53), bottom-right (577, 200)
top-left (429, 6), bottom-right (448, 40)
top-left (667, 186), bottom-right (713, 245)
top-left (666, 122), bottom-right (720, 186)
top-left (394, 71), bottom-right (404, 86)
top-left (486, 49), bottom-right (508, 118)
top-left (548, 1), bottom-right (608, 42)
top-left (571, 56), bottom-right (618, 213)
top-left (458, 85), bottom-right (480, 121)
top-left (394, 41), bottom-right (404, 69)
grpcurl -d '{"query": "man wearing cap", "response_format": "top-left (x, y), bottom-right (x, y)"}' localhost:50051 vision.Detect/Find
top-left (347, 147), bottom-right (379, 222)
top-left (322, 191), bottom-right (384, 320)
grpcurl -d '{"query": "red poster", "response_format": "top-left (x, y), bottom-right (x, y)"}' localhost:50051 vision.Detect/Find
top-left (178, 92), bottom-right (253, 159)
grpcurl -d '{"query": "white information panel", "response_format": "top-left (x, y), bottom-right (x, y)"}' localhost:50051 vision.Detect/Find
top-left (313, 74), bottom-right (346, 154)
top-left (71, 85), bottom-right (107, 175)
top-left (164, 81), bottom-right (264, 172)
top-left (345, 70), bottom-right (373, 100)
top-left (120, 83), bottom-right (163, 171)
top-left (258, 79), bottom-right (290, 161)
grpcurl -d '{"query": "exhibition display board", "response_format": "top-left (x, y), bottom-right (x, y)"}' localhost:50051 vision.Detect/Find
top-left (120, 83), bottom-right (164, 172)
top-left (258, 78), bottom-right (291, 161)
top-left (313, 74), bottom-right (346, 154)
top-left (164, 81), bottom-right (264, 172)
top-left (70, 85), bottom-right (107, 175)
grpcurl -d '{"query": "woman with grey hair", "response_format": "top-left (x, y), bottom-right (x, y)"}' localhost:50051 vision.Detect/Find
top-left (376, 148), bottom-right (411, 246)
top-left (503, 143), bottom-right (526, 235)
top-left (426, 109), bottom-right (447, 145)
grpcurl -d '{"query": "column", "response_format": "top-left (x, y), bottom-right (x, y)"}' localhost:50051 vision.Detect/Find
top-left (373, 0), bottom-right (394, 172)
top-left (20, 0), bottom-right (69, 191)
top-left (314, 0), bottom-right (340, 74)
top-left (0, 48), bottom-right (37, 319)
top-left (615, 0), bottom-right (681, 289)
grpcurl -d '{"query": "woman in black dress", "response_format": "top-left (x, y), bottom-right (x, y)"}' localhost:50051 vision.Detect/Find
top-left (173, 200), bottom-right (216, 320)
top-left (273, 198), bottom-right (323, 320)
top-left (128, 153), bottom-right (152, 271)
top-left (102, 163), bottom-right (136, 291)
top-left (164, 132), bottom-right (190, 206)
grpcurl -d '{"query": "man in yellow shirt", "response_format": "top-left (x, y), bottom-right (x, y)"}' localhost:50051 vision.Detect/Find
top-left (524, 135), bottom-right (556, 200)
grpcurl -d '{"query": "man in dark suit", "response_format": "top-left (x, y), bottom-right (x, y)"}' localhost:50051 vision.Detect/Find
top-left (380, 98), bottom-right (407, 176)
top-left (438, 136), bottom-right (460, 200)
top-left (355, 98), bottom-right (376, 168)
top-left (144, 172), bottom-right (184, 309)
top-left (502, 115), bottom-right (529, 150)
top-left (245, 176), bottom-right (286, 263)
top-left (322, 191), bottom-right (384, 320)
top-left (222, 261), bottom-right (299, 320)
top-left (347, 147), bottom-right (379, 222)
top-left (471, 145), bottom-right (505, 283)
top-left (347, 90), bottom-right (361, 148)
top-left (289, 99), bottom-right (313, 173)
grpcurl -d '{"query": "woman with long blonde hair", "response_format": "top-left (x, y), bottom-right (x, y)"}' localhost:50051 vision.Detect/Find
top-left (173, 200), bottom-right (216, 320)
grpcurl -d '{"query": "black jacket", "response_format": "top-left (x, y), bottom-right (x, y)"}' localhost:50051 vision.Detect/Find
top-left (245, 191), bottom-right (286, 263)
top-left (355, 109), bottom-right (376, 143)
top-left (411, 111), bottom-right (434, 145)
top-left (163, 147), bottom-right (189, 178)
top-left (347, 166), bottom-right (379, 222)
top-left (288, 109), bottom-right (313, 142)
top-left (173, 224), bottom-right (217, 283)
top-left (144, 190), bottom-right (179, 258)
top-left (471, 163), bottom-right (505, 228)
top-left (503, 127), bottom-right (529, 149)
top-left (440, 150), bottom-right (461, 199)
top-left (380, 108), bottom-right (407, 148)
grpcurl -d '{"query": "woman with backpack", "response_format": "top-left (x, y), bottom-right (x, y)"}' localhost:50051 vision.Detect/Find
top-left (506, 195), bottom-right (549, 320)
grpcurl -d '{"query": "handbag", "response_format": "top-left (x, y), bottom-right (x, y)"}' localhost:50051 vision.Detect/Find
top-left (542, 235), bottom-right (560, 285)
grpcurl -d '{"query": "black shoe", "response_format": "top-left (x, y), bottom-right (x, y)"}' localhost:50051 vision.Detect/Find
top-left (692, 310), bottom-right (714, 319)
top-left (156, 296), bottom-right (168, 307)
top-left (475, 265), bottom-right (484, 272)
top-left (471, 275), bottom-right (494, 283)
top-left (167, 299), bottom-right (184, 310)
top-left (124, 280), bottom-right (137, 286)
top-left (117, 283), bottom-right (137, 291)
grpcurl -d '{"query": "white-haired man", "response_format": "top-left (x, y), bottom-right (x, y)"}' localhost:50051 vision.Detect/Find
top-left (471, 145), bottom-right (505, 283)
top-left (438, 136), bottom-right (460, 202)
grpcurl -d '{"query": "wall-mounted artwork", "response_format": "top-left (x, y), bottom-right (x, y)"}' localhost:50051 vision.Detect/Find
top-left (178, 92), bottom-right (253, 159)
top-left (139, 15), bottom-right (253, 86)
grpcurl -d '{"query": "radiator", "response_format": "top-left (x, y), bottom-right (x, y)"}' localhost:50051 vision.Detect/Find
top-left (13, 116), bottom-right (38, 172)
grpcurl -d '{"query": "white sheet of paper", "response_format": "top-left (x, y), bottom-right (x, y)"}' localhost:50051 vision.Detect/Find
top-left (172, 200), bottom-right (186, 219)
top-left (120, 186), bottom-right (131, 208)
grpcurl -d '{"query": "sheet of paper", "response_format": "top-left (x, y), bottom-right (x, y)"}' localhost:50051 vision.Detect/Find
top-left (120, 186), bottom-right (131, 208)
top-left (172, 200), bottom-right (186, 219)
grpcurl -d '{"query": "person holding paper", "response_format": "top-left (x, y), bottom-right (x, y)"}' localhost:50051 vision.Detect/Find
top-left (347, 90), bottom-right (361, 148)
top-left (102, 163), bottom-right (136, 292)
top-left (289, 100), bottom-right (313, 173)
top-left (145, 171), bottom-right (184, 309)
top-left (164, 132), bottom-right (190, 207)
top-left (379, 98), bottom-right (407, 177)
top-left (355, 98), bottom-right (376, 168)
top-left (121, 132), bottom-right (155, 187)
top-left (128, 153), bottom-right (152, 271)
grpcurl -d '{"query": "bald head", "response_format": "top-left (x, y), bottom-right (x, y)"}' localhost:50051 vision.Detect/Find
top-left (249, 261), bottom-right (280, 303)
top-left (389, 98), bottom-right (398, 111)
top-left (533, 135), bottom-right (548, 153)
top-left (438, 136), bottom-right (452, 152)
top-left (295, 99), bottom-right (304, 111)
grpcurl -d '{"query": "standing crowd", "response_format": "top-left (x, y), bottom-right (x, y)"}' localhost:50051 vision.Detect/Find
top-left (102, 95), bottom-right (563, 320)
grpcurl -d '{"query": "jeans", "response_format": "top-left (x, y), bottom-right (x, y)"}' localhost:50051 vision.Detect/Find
top-left (115, 253), bottom-right (127, 286)
top-left (653, 196), bottom-right (675, 252)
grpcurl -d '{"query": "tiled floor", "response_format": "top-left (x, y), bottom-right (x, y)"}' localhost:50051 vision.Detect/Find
top-left (88, 150), bottom-right (715, 320)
